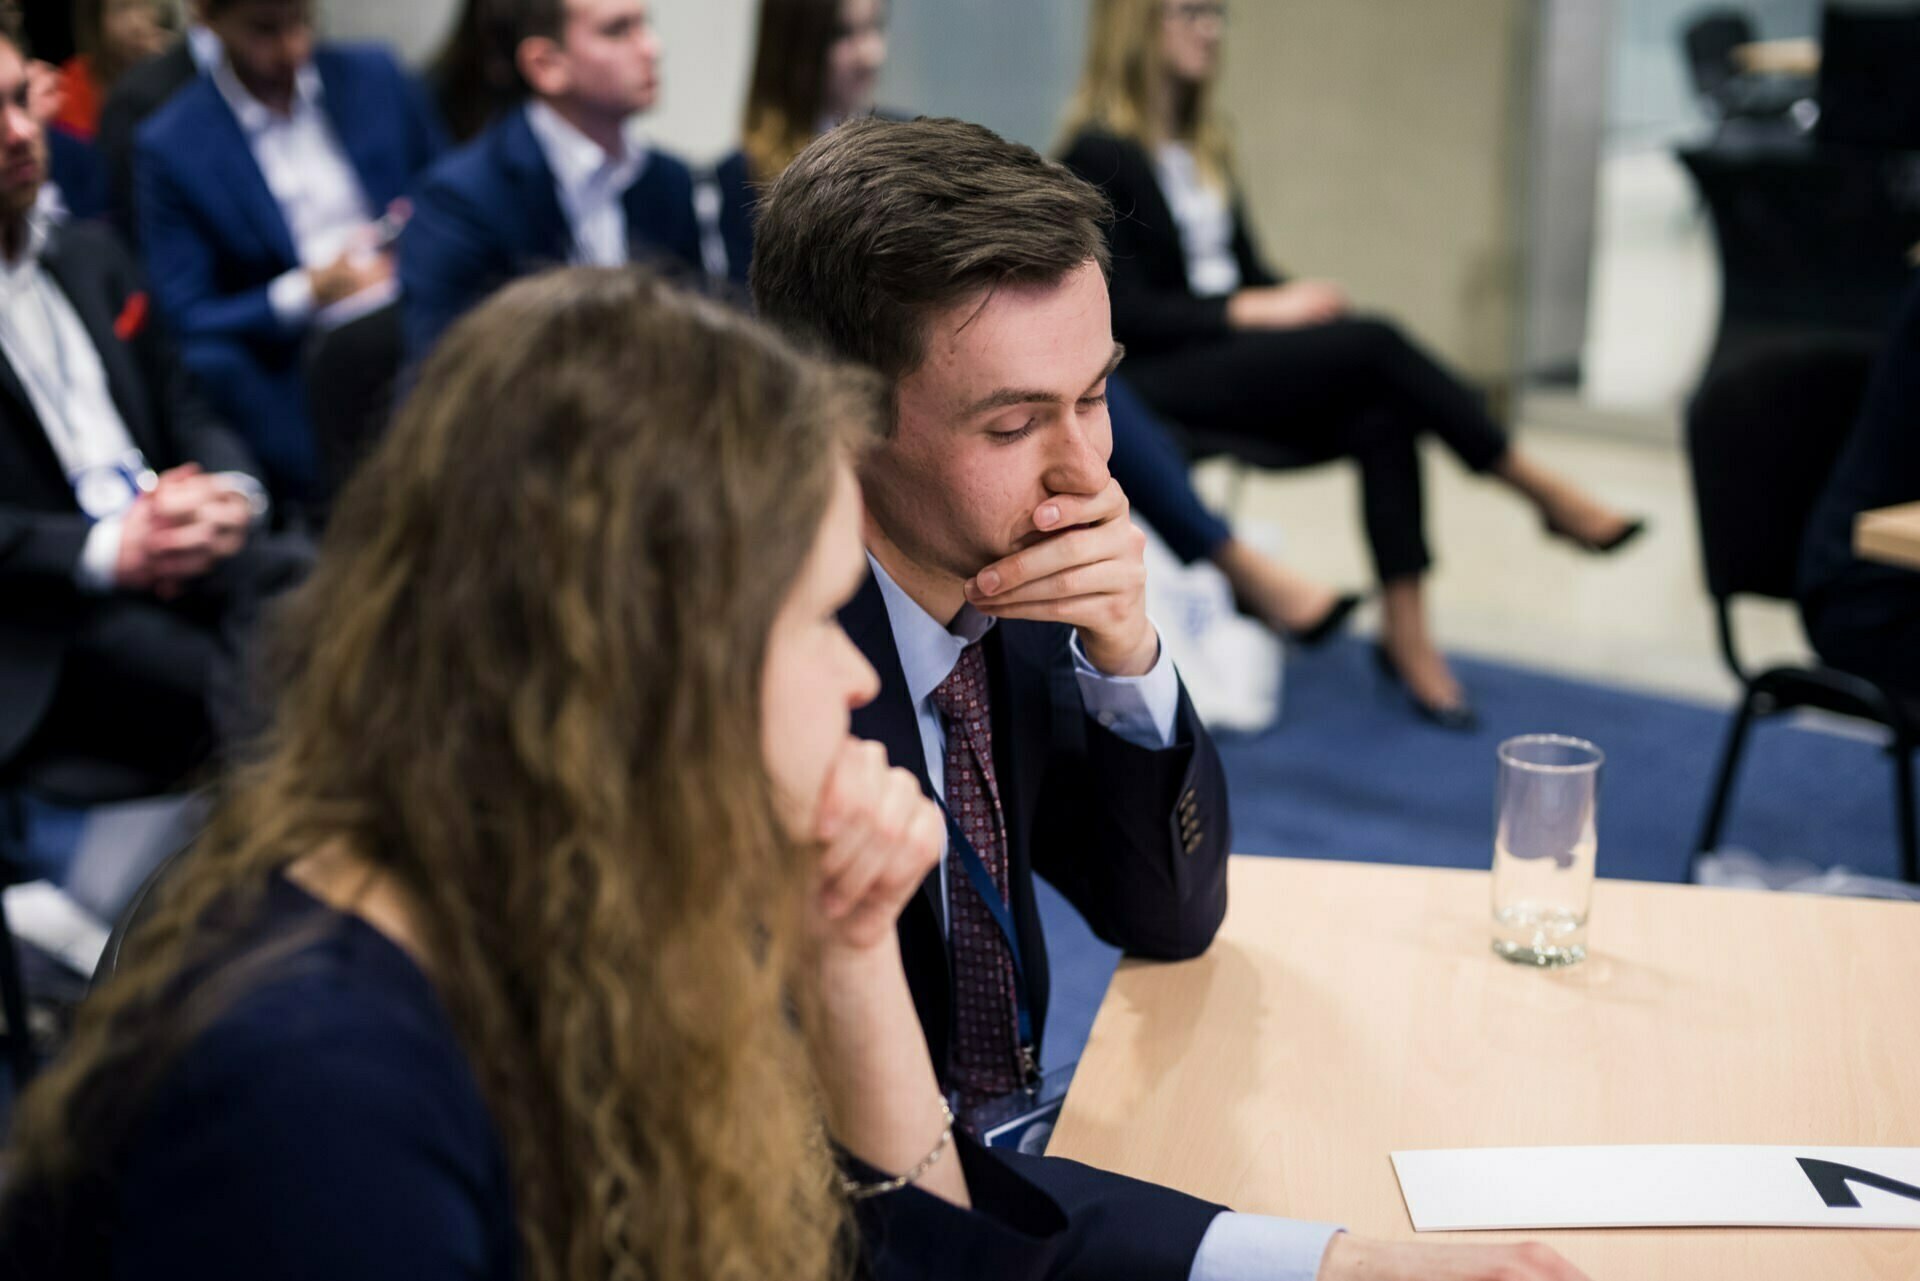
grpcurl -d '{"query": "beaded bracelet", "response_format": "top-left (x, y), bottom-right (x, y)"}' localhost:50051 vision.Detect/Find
top-left (841, 1097), bottom-right (958, 1200)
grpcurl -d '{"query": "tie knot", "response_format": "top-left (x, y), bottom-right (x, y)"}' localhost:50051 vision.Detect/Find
top-left (930, 640), bottom-right (989, 726)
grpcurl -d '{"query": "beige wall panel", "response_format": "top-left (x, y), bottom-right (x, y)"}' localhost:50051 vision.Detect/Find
top-left (1219, 0), bottom-right (1532, 384)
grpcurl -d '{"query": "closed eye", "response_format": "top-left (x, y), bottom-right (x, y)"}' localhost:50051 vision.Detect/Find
top-left (991, 420), bottom-right (1039, 444)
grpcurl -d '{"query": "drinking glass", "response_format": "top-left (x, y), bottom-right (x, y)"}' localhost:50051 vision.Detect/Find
top-left (1491, 734), bottom-right (1602, 966)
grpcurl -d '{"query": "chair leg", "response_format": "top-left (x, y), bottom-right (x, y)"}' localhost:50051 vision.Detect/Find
top-left (1894, 739), bottom-right (1918, 885)
top-left (1693, 690), bottom-right (1760, 873)
top-left (0, 902), bottom-right (35, 1088)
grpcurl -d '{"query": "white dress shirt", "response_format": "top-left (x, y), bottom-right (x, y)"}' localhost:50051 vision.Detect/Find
top-left (1155, 143), bottom-right (1242, 299)
top-left (864, 553), bottom-right (1343, 1279)
top-left (523, 101), bottom-right (652, 267)
top-left (211, 57), bottom-right (389, 329)
top-left (868, 550), bottom-right (1179, 929)
top-left (186, 24), bottom-right (222, 74)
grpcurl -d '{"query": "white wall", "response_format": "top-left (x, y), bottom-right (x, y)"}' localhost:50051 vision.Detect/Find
top-left (317, 0), bottom-right (758, 163)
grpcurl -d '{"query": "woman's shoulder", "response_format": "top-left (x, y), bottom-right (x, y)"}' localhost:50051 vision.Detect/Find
top-left (110, 893), bottom-right (516, 1277)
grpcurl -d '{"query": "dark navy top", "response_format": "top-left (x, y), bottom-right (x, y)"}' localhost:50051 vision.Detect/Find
top-left (6, 875), bottom-right (1077, 1279)
top-left (108, 875), bottom-right (518, 1279)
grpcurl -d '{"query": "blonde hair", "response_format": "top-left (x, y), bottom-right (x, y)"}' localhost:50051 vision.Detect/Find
top-left (3, 269), bottom-right (882, 1281)
top-left (740, 0), bottom-right (846, 184)
top-left (1059, 0), bottom-right (1235, 189)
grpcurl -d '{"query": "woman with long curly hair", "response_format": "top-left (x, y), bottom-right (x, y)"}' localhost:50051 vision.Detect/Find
top-left (1060, 0), bottom-right (1646, 728)
top-left (0, 268), bottom-right (1078, 1279)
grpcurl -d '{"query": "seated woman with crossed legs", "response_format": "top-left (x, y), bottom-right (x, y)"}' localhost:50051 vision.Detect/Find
top-left (1060, 0), bottom-right (1644, 727)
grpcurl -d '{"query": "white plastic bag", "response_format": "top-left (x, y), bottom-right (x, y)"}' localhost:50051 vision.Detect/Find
top-left (1138, 519), bottom-right (1285, 733)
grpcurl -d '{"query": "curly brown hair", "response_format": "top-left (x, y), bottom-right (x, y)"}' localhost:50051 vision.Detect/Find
top-left (2, 268), bottom-right (882, 1281)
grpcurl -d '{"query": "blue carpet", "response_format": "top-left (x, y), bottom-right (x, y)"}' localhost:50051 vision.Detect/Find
top-left (1037, 636), bottom-right (1908, 1072)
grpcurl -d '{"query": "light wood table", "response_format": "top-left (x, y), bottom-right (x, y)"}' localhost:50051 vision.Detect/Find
top-left (1049, 857), bottom-right (1920, 1280)
top-left (1857, 503), bottom-right (1920, 571)
top-left (1732, 38), bottom-right (1820, 76)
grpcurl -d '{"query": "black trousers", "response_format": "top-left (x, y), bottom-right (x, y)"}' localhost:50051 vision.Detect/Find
top-left (1124, 317), bottom-right (1512, 582)
top-left (10, 534), bottom-right (313, 805)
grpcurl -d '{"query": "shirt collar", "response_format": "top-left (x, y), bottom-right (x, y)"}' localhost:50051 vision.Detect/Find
top-left (523, 100), bottom-right (651, 202)
top-left (212, 55), bottom-right (323, 135)
top-left (186, 25), bottom-right (223, 74)
top-left (866, 551), bottom-right (996, 714)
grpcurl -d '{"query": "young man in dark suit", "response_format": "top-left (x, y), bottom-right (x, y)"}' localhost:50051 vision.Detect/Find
top-left (131, 0), bottom-right (444, 502)
top-left (751, 116), bottom-right (1591, 1281)
top-left (0, 25), bottom-right (307, 814)
top-left (398, 0), bottom-right (704, 365)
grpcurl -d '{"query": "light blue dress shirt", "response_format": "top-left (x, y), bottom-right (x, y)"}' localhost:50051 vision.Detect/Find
top-left (865, 555), bottom-right (1343, 1280)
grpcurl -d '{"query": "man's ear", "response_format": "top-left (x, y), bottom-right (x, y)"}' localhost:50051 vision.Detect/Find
top-left (515, 36), bottom-right (568, 100)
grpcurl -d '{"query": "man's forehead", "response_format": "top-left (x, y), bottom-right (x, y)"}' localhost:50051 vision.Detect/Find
top-left (918, 273), bottom-right (1114, 399)
top-left (567, 0), bottom-right (648, 23)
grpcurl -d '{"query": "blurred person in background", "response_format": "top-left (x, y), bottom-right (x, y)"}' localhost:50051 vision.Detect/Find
top-left (54, 0), bottom-right (177, 141)
top-left (133, 0), bottom-right (445, 504)
top-left (0, 18), bottom-right (307, 819)
top-left (1060, 0), bottom-right (1644, 729)
top-left (716, 0), bottom-right (1360, 652)
top-left (400, 0), bottom-right (703, 364)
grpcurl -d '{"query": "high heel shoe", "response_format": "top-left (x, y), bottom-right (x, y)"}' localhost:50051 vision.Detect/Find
top-left (1289, 591), bottom-right (1364, 649)
top-left (1543, 515), bottom-right (1646, 555)
top-left (1371, 644), bottom-right (1479, 732)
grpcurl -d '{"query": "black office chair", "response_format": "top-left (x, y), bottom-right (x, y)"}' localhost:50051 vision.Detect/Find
top-left (306, 301), bottom-right (405, 515)
top-left (1816, 2), bottom-right (1920, 151)
top-left (1681, 8), bottom-right (1813, 128)
top-left (1685, 336), bottom-right (1918, 881)
top-left (95, 841), bottom-right (189, 987)
top-left (1676, 146), bottom-right (1920, 380)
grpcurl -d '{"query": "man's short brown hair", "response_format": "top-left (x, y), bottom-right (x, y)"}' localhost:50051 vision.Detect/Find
top-left (750, 116), bottom-right (1112, 384)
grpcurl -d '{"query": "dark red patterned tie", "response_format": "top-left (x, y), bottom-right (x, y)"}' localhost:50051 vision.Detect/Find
top-left (929, 640), bottom-right (1025, 1109)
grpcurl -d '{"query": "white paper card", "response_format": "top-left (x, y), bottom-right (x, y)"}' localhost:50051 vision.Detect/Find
top-left (1391, 1145), bottom-right (1920, 1231)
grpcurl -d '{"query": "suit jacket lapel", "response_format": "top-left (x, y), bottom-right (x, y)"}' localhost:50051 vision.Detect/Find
top-left (39, 235), bottom-right (158, 456)
top-left (0, 346), bottom-right (67, 491)
top-left (844, 572), bottom-right (935, 798)
top-left (316, 53), bottom-right (386, 211)
top-left (984, 621), bottom-right (1053, 877)
top-left (500, 108), bottom-right (576, 266)
top-left (842, 571), bottom-right (948, 933)
top-left (204, 91), bottom-right (301, 269)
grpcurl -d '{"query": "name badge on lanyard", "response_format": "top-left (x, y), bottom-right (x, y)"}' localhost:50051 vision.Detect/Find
top-left (940, 805), bottom-right (1076, 1151)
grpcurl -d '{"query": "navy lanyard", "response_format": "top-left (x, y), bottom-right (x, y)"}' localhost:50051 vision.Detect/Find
top-left (940, 803), bottom-right (1038, 1081)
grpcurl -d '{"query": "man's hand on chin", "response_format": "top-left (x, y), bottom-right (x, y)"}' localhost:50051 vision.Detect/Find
top-left (962, 479), bottom-right (1160, 677)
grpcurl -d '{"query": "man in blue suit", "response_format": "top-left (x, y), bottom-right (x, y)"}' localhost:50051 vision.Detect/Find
top-left (398, 0), bottom-right (704, 365)
top-left (132, 0), bottom-right (443, 502)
